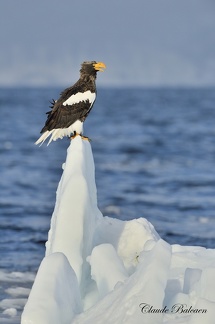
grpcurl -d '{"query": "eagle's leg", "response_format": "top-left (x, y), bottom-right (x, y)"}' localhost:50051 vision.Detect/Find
top-left (70, 131), bottom-right (79, 140)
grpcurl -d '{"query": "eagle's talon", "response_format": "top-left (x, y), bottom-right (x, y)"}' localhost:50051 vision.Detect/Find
top-left (70, 133), bottom-right (79, 140)
top-left (69, 134), bottom-right (91, 142)
top-left (81, 136), bottom-right (91, 142)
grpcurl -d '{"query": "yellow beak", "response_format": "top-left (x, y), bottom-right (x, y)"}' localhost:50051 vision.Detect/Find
top-left (93, 62), bottom-right (106, 72)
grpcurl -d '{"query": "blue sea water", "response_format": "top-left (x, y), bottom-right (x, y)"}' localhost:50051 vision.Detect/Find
top-left (0, 87), bottom-right (215, 322)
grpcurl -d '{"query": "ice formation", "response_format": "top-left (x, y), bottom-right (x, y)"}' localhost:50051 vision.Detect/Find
top-left (21, 136), bottom-right (215, 324)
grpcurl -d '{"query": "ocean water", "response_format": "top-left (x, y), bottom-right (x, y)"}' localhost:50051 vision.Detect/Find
top-left (0, 87), bottom-right (215, 322)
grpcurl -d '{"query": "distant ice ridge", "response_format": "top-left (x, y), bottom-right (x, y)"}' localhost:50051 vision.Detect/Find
top-left (21, 136), bottom-right (215, 324)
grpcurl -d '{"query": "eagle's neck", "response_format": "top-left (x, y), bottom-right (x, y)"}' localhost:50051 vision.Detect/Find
top-left (80, 72), bottom-right (97, 83)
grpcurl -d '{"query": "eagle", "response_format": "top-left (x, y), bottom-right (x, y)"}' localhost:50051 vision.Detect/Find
top-left (35, 61), bottom-right (106, 145)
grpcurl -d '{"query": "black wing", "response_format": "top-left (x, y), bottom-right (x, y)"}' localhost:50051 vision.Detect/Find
top-left (40, 80), bottom-right (95, 133)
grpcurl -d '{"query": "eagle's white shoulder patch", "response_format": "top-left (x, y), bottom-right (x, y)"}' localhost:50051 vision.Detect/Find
top-left (63, 90), bottom-right (96, 106)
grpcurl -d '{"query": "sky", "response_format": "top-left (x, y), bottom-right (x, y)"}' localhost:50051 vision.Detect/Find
top-left (0, 0), bottom-right (215, 87)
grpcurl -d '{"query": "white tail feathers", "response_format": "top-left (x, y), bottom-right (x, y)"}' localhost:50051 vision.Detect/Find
top-left (35, 131), bottom-right (52, 146)
top-left (35, 129), bottom-right (69, 146)
top-left (35, 121), bottom-right (84, 146)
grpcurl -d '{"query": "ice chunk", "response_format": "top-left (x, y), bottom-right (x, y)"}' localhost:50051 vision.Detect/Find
top-left (21, 252), bottom-right (82, 324)
top-left (169, 292), bottom-right (190, 308)
top-left (164, 279), bottom-right (182, 308)
top-left (117, 218), bottom-right (159, 274)
top-left (88, 243), bottom-right (128, 298)
top-left (0, 298), bottom-right (26, 310)
top-left (200, 267), bottom-right (215, 302)
top-left (94, 216), bottom-right (159, 275)
top-left (45, 137), bottom-right (102, 288)
top-left (74, 239), bottom-right (172, 324)
top-left (183, 268), bottom-right (202, 294)
top-left (188, 298), bottom-right (215, 324)
top-left (5, 287), bottom-right (31, 297)
top-left (22, 136), bottom-right (215, 324)
top-left (2, 308), bottom-right (17, 317)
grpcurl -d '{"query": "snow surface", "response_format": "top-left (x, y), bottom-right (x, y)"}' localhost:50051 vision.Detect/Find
top-left (21, 136), bottom-right (215, 324)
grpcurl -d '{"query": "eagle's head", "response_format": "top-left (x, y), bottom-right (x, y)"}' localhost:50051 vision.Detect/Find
top-left (80, 61), bottom-right (106, 77)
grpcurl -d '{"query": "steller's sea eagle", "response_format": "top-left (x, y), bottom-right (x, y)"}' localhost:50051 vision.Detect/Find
top-left (35, 61), bottom-right (106, 145)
